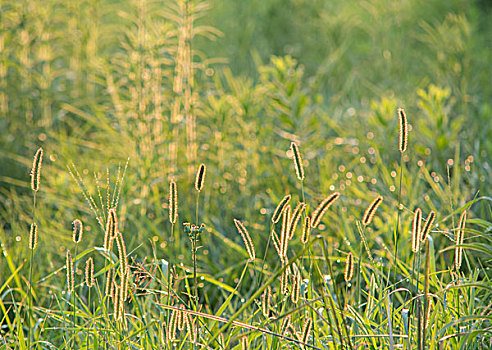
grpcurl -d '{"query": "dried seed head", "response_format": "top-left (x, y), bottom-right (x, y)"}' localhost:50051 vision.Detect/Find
top-left (362, 195), bottom-right (383, 226)
top-left (411, 208), bottom-right (422, 253)
top-left (115, 231), bottom-right (128, 274)
top-left (85, 257), bottom-right (94, 287)
top-left (289, 202), bottom-right (305, 240)
top-left (281, 315), bottom-right (292, 336)
top-left (272, 194), bottom-right (291, 223)
top-left (420, 211), bottom-right (436, 242)
top-left (185, 312), bottom-right (196, 343)
top-left (280, 205), bottom-right (291, 260)
top-left (72, 219), bottom-right (83, 243)
top-left (280, 269), bottom-right (289, 295)
top-left (291, 270), bottom-right (301, 304)
top-left (66, 250), bottom-right (74, 293)
top-left (262, 286), bottom-right (272, 317)
top-left (104, 208), bottom-right (117, 251)
top-left (195, 163), bottom-right (206, 192)
top-left (177, 305), bottom-right (185, 331)
top-left (29, 223), bottom-right (38, 250)
top-left (301, 216), bottom-right (311, 244)
top-left (311, 192), bottom-right (340, 228)
top-left (398, 108), bottom-right (408, 153)
top-left (169, 309), bottom-right (178, 341)
top-left (105, 267), bottom-right (114, 297)
top-left (169, 180), bottom-right (178, 224)
top-left (241, 336), bottom-right (248, 350)
top-left (344, 252), bottom-right (354, 282)
top-left (455, 210), bottom-right (467, 270)
top-left (30, 148), bottom-right (43, 192)
top-left (301, 318), bottom-right (313, 344)
top-left (291, 142), bottom-right (305, 181)
top-left (234, 219), bottom-right (255, 261)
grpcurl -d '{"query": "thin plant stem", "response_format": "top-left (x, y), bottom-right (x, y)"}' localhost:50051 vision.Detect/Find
top-left (73, 242), bottom-right (78, 347)
top-left (28, 191), bottom-right (37, 349)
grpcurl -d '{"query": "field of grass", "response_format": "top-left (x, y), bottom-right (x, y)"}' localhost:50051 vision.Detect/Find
top-left (1, 0), bottom-right (491, 348)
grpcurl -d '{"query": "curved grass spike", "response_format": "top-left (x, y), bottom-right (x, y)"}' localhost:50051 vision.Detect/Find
top-left (280, 205), bottom-right (291, 260)
top-left (105, 267), bottom-right (114, 297)
top-left (420, 211), bottom-right (436, 242)
top-left (262, 286), bottom-right (272, 317)
top-left (291, 269), bottom-right (301, 304)
top-left (177, 305), bottom-right (184, 331)
top-left (301, 216), bottom-right (311, 244)
top-left (169, 179), bottom-right (178, 224)
top-left (72, 219), bottom-right (83, 243)
top-left (30, 147), bottom-right (43, 192)
top-left (301, 318), bottom-right (313, 345)
top-left (195, 163), bottom-right (206, 192)
top-left (29, 223), bottom-right (38, 250)
top-left (241, 336), bottom-right (248, 350)
top-left (66, 250), bottom-right (74, 293)
top-left (344, 252), bottom-right (354, 282)
top-left (398, 108), bottom-right (408, 153)
top-left (291, 142), bottom-right (305, 181)
top-left (85, 257), bottom-right (94, 287)
top-left (115, 230), bottom-right (128, 273)
top-left (281, 315), bottom-right (292, 336)
top-left (311, 192), bottom-right (340, 228)
top-left (272, 194), bottom-right (291, 223)
top-left (362, 195), bottom-right (383, 226)
top-left (280, 269), bottom-right (289, 295)
top-left (289, 202), bottom-right (305, 240)
top-left (455, 210), bottom-right (467, 270)
top-left (104, 208), bottom-right (117, 251)
top-left (234, 219), bottom-right (255, 261)
top-left (185, 312), bottom-right (197, 343)
top-left (411, 208), bottom-right (422, 253)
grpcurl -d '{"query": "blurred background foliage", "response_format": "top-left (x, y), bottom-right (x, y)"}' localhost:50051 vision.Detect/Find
top-left (0, 0), bottom-right (491, 311)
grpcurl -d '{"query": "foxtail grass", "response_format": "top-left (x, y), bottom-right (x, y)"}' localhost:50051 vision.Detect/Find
top-left (28, 147), bottom-right (43, 349)
top-left (311, 192), bottom-right (340, 228)
top-left (344, 252), bottom-right (354, 283)
top-left (420, 211), bottom-right (435, 242)
top-left (455, 210), bottom-right (467, 270)
top-left (362, 195), bottom-right (383, 226)
top-left (290, 142), bottom-right (305, 181)
top-left (234, 219), bottom-right (256, 262)
top-left (272, 194), bottom-right (291, 224)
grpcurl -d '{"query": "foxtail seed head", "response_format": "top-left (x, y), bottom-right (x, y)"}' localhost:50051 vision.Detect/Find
top-left (72, 219), bottom-right (83, 243)
top-left (420, 211), bottom-right (436, 242)
top-left (455, 210), bottom-right (467, 270)
top-left (290, 142), bottom-right (305, 181)
top-left (301, 216), bottom-right (311, 244)
top-left (30, 147), bottom-right (43, 192)
top-left (291, 270), bottom-right (301, 304)
top-left (301, 318), bottom-right (313, 344)
top-left (411, 208), bottom-right (422, 253)
top-left (272, 194), bottom-right (291, 223)
top-left (185, 312), bottom-right (196, 343)
top-left (344, 252), bottom-right (354, 282)
top-left (29, 223), bottom-right (38, 250)
top-left (66, 250), bottom-right (74, 293)
top-left (262, 286), bottom-right (272, 317)
top-left (398, 108), bottom-right (408, 153)
top-left (362, 195), bottom-right (383, 226)
top-left (195, 163), bottom-right (206, 192)
top-left (234, 219), bottom-right (255, 261)
top-left (85, 257), bottom-right (94, 287)
top-left (288, 202), bottom-right (305, 240)
top-left (311, 192), bottom-right (340, 228)
top-left (169, 180), bottom-right (178, 224)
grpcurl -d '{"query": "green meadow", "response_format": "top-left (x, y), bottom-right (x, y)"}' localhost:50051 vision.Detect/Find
top-left (0, 0), bottom-right (491, 348)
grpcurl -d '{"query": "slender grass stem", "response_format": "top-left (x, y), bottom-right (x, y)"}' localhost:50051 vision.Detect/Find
top-left (28, 191), bottom-right (37, 349)
top-left (73, 242), bottom-right (78, 347)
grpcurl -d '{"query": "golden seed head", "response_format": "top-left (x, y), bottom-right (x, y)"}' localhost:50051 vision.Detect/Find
top-left (301, 318), bottom-right (313, 344)
top-left (272, 194), bottom-right (291, 223)
top-left (398, 108), bottom-right (408, 153)
top-left (290, 142), bottom-right (305, 181)
top-left (195, 163), bottom-right (206, 192)
top-left (344, 252), bottom-right (354, 282)
top-left (85, 257), bottom-right (94, 287)
top-left (262, 286), bottom-right (271, 317)
top-left (291, 270), bottom-right (301, 304)
top-left (30, 147), bottom-right (43, 192)
top-left (288, 202), bottom-right (305, 240)
top-left (411, 208), bottom-right (422, 253)
top-left (72, 219), bottom-right (83, 243)
top-left (362, 195), bottom-right (383, 226)
top-left (105, 267), bottom-right (114, 297)
top-left (185, 312), bottom-right (196, 343)
top-left (29, 223), bottom-right (38, 250)
top-left (169, 180), bottom-right (178, 224)
top-left (420, 211), bottom-right (436, 242)
top-left (311, 192), bottom-right (340, 228)
top-left (66, 250), bottom-right (74, 293)
top-left (301, 216), bottom-right (311, 244)
top-left (234, 219), bottom-right (255, 261)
